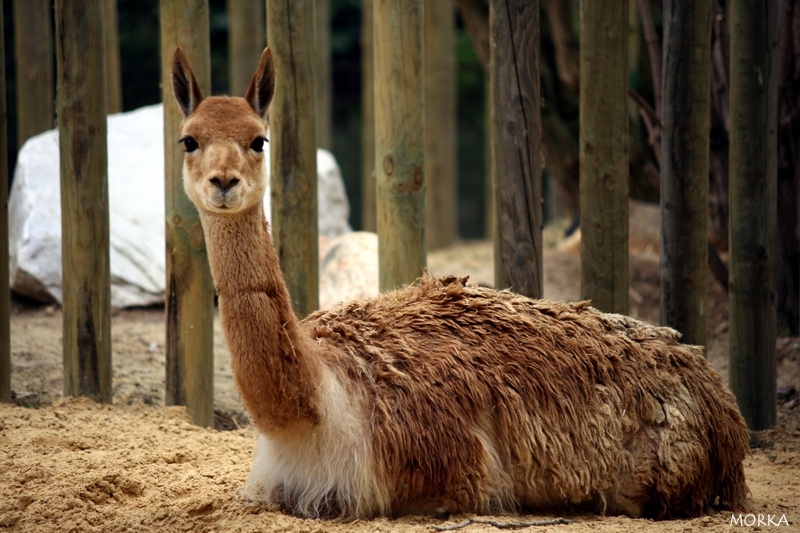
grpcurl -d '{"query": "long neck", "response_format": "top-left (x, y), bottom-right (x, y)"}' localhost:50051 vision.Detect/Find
top-left (201, 202), bottom-right (321, 433)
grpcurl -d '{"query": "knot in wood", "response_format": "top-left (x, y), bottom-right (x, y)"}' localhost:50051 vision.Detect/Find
top-left (191, 224), bottom-right (205, 250)
top-left (382, 155), bottom-right (394, 176)
top-left (412, 166), bottom-right (424, 191)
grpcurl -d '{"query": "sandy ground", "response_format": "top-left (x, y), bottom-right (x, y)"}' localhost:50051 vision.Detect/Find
top-left (3, 217), bottom-right (800, 532)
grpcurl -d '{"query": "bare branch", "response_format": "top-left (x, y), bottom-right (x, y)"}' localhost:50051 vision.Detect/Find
top-left (454, 0), bottom-right (490, 73)
top-left (430, 517), bottom-right (572, 531)
top-left (637, 0), bottom-right (662, 116)
top-left (543, 0), bottom-right (579, 91)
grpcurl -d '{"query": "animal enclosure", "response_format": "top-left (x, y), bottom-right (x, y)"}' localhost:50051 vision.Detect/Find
top-left (165, 19), bottom-right (750, 520)
top-left (0, 0), bottom-right (788, 512)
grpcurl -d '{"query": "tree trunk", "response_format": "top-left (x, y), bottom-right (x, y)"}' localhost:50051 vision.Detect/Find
top-left (660, 0), bottom-right (712, 347)
top-left (361, 0), bottom-right (376, 232)
top-left (540, 4), bottom-right (580, 218)
top-left (13, 0), bottom-right (54, 147)
top-left (490, 0), bottom-right (543, 297)
top-left (374, 0), bottom-right (426, 291)
top-left (160, 0), bottom-right (215, 427)
top-left (708, 0), bottom-right (731, 256)
top-left (315, 0), bottom-right (332, 151)
top-left (579, 0), bottom-right (629, 314)
top-left (728, 0), bottom-right (778, 430)
top-left (0, 0), bottom-right (10, 403)
top-left (776, 0), bottom-right (800, 336)
top-left (637, 0), bottom-right (662, 118)
top-left (55, 0), bottom-right (112, 403)
top-left (228, 0), bottom-right (265, 95)
top-left (454, 0), bottom-right (489, 72)
top-left (105, 0), bottom-right (122, 113)
top-left (267, 0), bottom-right (319, 317)
top-left (425, 0), bottom-right (458, 250)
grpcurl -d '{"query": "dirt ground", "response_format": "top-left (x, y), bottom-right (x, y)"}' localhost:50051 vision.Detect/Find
top-left (3, 211), bottom-right (800, 532)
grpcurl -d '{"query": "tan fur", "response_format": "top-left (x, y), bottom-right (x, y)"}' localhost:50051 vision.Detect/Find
top-left (171, 47), bottom-right (750, 520)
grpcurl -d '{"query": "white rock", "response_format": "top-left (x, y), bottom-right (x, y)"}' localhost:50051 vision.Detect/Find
top-left (9, 104), bottom-right (351, 307)
top-left (319, 231), bottom-right (379, 310)
top-left (315, 149), bottom-right (352, 240)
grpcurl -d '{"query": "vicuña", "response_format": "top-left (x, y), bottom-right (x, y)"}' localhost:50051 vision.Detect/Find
top-left (171, 46), bottom-right (750, 519)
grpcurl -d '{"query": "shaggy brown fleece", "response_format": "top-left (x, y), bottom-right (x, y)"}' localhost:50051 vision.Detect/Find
top-left (307, 275), bottom-right (749, 518)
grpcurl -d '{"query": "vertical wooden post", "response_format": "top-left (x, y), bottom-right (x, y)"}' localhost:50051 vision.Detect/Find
top-left (361, 0), bottom-right (376, 232)
top-left (161, 0), bottom-right (215, 427)
top-left (105, 0), bottom-right (123, 113)
top-left (374, 0), bottom-right (426, 291)
top-left (0, 0), bottom-right (11, 403)
top-left (55, 0), bottom-right (112, 403)
top-left (490, 0), bottom-right (543, 297)
top-left (660, 1), bottom-right (712, 347)
top-left (579, 0), bottom-right (629, 314)
top-left (267, 0), bottom-right (319, 317)
top-left (228, 0), bottom-right (265, 95)
top-left (729, 0), bottom-right (778, 430)
top-left (13, 0), bottom-right (54, 147)
top-left (425, 0), bottom-right (458, 251)
top-left (315, 0), bottom-right (332, 150)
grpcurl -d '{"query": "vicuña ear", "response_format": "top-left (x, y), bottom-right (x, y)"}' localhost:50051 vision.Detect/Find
top-left (171, 47), bottom-right (205, 117)
top-left (244, 47), bottom-right (276, 118)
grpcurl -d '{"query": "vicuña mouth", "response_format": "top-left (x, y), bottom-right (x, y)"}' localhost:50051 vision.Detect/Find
top-left (208, 199), bottom-right (235, 211)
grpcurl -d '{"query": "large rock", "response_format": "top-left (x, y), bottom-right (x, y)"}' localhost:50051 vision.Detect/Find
top-left (9, 104), bottom-right (351, 308)
top-left (319, 231), bottom-right (379, 309)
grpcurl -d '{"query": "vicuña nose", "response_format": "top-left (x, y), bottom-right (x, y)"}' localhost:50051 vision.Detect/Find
top-left (209, 176), bottom-right (240, 192)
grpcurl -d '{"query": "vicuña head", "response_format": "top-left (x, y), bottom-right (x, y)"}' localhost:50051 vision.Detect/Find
top-left (172, 46), bottom-right (274, 215)
top-left (171, 47), bottom-right (750, 521)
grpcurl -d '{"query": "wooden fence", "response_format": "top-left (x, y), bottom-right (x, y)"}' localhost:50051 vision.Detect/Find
top-left (0, 0), bottom-right (779, 430)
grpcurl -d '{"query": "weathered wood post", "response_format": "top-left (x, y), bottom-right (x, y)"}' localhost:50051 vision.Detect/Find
top-left (161, 0), bottom-right (215, 427)
top-left (228, 0), bottom-right (265, 95)
top-left (490, 0), bottom-right (543, 297)
top-left (267, 0), bottom-right (319, 317)
top-left (579, 0), bottom-right (629, 314)
top-left (729, 0), bottom-right (778, 430)
top-left (361, 0), bottom-right (376, 232)
top-left (0, 0), bottom-right (10, 403)
top-left (55, 0), bottom-right (112, 402)
top-left (105, 0), bottom-right (123, 113)
top-left (13, 0), bottom-right (54, 147)
top-left (374, 0), bottom-right (426, 291)
top-left (315, 0), bottom-right (332, 151)
top-left (660, 1), bottom-right (712, 347)
top-left (425, 0), bottom-right (458, 251)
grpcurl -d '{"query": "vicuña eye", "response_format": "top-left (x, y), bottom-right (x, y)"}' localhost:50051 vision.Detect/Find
top-left (179, 136), bottom-right (199, 152)
top-left (250, 137), bottom-right (267, 153)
